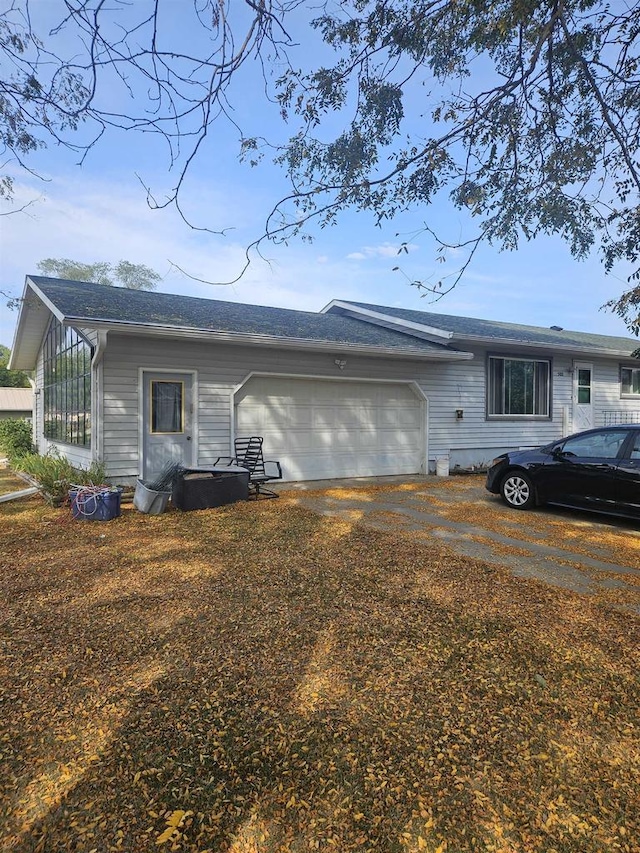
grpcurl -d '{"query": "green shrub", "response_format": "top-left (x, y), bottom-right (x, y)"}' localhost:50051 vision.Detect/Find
top-left (13, 451), bottom-right (77, 504)
top-left (12, 451), bottom-right (111, 505)
top-left (0, 418), bottom-right (34, 461)
top-left (82, 460), bottom-right (108, 486)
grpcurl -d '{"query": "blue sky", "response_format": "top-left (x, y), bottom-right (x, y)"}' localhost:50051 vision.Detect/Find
top-left (0, 1), bottom-right (635, 348)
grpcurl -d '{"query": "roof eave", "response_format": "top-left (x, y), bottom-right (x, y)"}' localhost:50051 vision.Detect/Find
top-left (324, 300), bottom-right (639, 359)
top-left (8, 279), bottom-right (31, 369)
top-left (451, 332), bottom-right (638, 358)
top-left (70, 318), bottom-right (474, 360)
top-left (9, 277), bottom-right (66, 370)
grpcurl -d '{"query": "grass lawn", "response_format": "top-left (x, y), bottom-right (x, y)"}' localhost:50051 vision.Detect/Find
top-left (0, 492), bottom-right (638, 853)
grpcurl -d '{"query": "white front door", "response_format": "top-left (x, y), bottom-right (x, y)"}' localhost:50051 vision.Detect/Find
top-left (235, 376), bottom-right (425, 481)
top-left (573, 362), bottom-right (594, 432)
top-left (142, 372), bottom-right (194, 479)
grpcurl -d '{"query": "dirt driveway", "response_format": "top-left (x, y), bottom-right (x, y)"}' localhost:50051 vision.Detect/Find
top-left (284, 474), bottom-right (640, 613)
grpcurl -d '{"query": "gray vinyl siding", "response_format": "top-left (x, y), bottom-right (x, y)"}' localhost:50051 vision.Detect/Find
top-left (30, 327), bottom-right (639, 482)
top-left (21, 290), bottom-right (640, 483)
top-left (594, 358), bottom-right (640, 422)
top-left (419, 350), bottom-right (572, 470)
top-left (98, 334), bottom-right (580, 481)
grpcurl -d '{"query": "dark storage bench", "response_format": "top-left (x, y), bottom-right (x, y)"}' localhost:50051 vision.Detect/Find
top-left (172, 467), bottom-right (249, 511)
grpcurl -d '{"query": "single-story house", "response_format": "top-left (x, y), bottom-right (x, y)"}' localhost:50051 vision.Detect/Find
top-left (0, 387), bottom-right (33, 421)
top-left (8, 275), bottom-right (640, 483)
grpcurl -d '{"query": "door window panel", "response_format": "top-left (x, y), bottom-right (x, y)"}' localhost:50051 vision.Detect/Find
top-left (151, 381), bottom-right (184, 433)
top-left (577, 368), bottom-right (591, 404)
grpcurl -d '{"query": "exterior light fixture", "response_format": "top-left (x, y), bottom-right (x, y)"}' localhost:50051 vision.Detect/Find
top-left (455, 409), bottom-right (464, 420)
top-left (334, 359), bottom-right (347, 370)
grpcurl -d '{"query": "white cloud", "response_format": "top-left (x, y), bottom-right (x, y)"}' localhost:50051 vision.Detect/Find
top-left (346, 241), bottom-right (419, 262)
top-left (0, 175), bottom-right (392, 343)
top-left (374, 242), bottom-right (412, 258)
top-left (1, 174), bottom-right (633, 345)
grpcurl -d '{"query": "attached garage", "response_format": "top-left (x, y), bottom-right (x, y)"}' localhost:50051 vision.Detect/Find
top-left (235, 375), bottom-right (426, 481)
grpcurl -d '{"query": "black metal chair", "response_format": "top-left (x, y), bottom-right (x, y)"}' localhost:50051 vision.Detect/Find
top-left (215, 436), bottom-right (282, 499)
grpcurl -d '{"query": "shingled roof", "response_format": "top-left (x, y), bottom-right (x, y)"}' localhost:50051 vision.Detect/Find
top-left (18, 277), bottom-right (466, 359)
top-left (11, 277), bottom-right (638, 371)
top-left (328, 300), bottom-right (638, 355)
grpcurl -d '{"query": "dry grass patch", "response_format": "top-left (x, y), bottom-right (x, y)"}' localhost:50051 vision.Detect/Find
top-left (466, 535), bottom-right (533, 559)
top-left (0, 462), bottom-right (30, 496)
top-left (438, 495), bottom-right (640, 571)
top-left (0, 494), bottom-right (638, 853)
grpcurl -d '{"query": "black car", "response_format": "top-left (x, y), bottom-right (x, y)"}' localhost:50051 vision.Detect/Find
top-left (485, 424), bottom-right (640, 519)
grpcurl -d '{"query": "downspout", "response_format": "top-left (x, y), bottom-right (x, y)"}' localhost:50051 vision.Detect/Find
top-left (91, 331), bottom-right (108, 464)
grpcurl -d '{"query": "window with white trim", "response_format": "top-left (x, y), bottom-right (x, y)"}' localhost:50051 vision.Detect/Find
top-left (487, 356), bottom-right (550, 417)
top-left (621, 366), bottom-right (640, 396)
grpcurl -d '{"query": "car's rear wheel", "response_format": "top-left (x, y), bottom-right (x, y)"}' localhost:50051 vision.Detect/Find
top-left (500, 471), bottom-right (536, 510)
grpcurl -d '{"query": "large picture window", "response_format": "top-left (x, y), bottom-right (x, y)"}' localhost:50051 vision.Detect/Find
top-left (621, 366), bottom-right (640, 396)
top-left (43, 319), bottom-right (92, 445)
top-left (488, 356), bottom-right (550, 417)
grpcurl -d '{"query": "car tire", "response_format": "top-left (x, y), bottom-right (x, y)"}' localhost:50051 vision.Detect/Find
top-left (500, 471), bottom-right (536, 510)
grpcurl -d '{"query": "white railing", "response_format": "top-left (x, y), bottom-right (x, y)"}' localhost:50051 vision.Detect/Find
top-left (603, 410), bottom-right (640, 425)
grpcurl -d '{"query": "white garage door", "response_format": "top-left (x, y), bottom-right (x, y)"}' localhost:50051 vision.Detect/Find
top-left (235, 376), bottom-right (425, 481)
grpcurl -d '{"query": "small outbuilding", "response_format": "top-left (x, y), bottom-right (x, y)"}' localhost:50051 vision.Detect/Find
top-left (0, 387), bottom-right (33, 421)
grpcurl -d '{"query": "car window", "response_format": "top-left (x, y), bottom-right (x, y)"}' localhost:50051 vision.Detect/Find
top-left (561, 430), bottom-right (629, 459)
top-left (630, 432), bottom-right (640, 459)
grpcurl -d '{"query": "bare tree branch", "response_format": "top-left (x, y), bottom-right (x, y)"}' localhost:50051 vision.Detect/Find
top-left (1, 1), bottom-right (640, 329)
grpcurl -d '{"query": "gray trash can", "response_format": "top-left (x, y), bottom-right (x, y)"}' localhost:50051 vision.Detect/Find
top-left (133, 479), bottom-right (172, 514)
